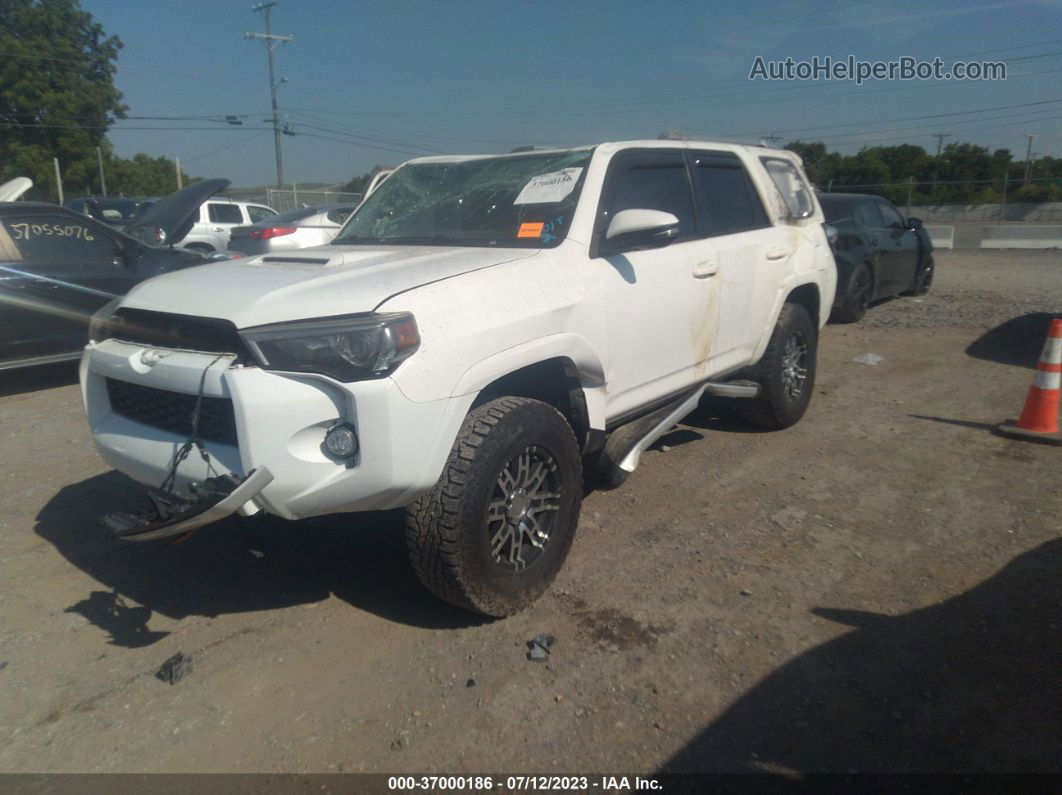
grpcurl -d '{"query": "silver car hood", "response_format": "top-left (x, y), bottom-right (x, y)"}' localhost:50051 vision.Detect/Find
top-left (120, 245), bottom-right (539, 328)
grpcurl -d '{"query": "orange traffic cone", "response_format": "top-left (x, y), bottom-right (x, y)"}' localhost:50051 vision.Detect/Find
top-left (998, 318), bottom-right (1062, 445)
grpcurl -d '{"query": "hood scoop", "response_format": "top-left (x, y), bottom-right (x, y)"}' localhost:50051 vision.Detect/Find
top-left (260, 255), bottom-right (334, 266)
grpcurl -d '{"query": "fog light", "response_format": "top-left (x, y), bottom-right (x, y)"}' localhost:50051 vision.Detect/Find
top-left (324, 423), bottom-right (358, 458)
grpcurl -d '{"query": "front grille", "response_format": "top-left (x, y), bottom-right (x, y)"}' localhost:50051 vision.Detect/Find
top-left (106, 308), bottom-right (252, 360)
top-left (106, 378), bottom-right (238, 446)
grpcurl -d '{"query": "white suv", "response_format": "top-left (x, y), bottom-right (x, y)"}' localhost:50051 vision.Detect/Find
top-left (81, 140), bottom-right (836, 616)
top-left (178, 199), bottom-right (277, 252)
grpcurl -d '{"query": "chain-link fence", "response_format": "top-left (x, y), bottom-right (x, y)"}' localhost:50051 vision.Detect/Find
top-left (264, 188), bottom-right (363, 213)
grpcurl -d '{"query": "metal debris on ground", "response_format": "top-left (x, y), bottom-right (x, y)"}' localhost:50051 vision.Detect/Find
top-left (155, 652), bottom-right (192, 685)
top-left (853, 352), bottom-right (884, 366)
top-left (527, 633), bottom-right (556, 662)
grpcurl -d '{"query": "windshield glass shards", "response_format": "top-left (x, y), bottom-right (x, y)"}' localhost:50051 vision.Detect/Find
top-left (333, 149), bottom-right (592, 248)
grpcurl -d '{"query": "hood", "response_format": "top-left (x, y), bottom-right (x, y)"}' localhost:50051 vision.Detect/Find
top-left (125, 178), bottom-right (230, 247)
top-left (0, 177), bottom-right (32, 202)
top-left (120, 245), bottom-right (540, 328)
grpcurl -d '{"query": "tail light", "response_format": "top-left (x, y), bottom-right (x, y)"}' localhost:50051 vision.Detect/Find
top-left (249, 226), bottom-right (297, 240)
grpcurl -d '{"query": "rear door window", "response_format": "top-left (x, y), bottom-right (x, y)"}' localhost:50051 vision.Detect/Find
top-left (208, 203), bottom-right (243, 224)
top-left (760, 157), bottom-right (815, 218)
top-left (690, 151), bottom-right (770, 237)
top-left (600, 151), bottom-right (696, 241)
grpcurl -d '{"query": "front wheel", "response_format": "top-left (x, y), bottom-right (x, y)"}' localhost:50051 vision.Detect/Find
top-left (741, 302), bottom-right (818, 430)
top-left (404, 397), bottom-right (582, 617)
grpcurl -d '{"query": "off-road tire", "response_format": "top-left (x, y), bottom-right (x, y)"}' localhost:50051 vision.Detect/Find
top-left (741, 302), bottom-right (817, 430)
top-left (832, 262), bottom-right (872, 323)
top-left (404, 397), bottom-right (582, 617)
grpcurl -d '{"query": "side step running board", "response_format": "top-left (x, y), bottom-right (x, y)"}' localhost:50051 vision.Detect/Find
top-left (601, 379), bottom-right (761, 475)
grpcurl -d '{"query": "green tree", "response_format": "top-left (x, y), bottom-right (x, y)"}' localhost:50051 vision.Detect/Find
top-left (341, 166), bottom-right (388, 195)
top-left (106, 152), bottom-right (193, 196)
top-left (0, 0), bottom-right (126, 199)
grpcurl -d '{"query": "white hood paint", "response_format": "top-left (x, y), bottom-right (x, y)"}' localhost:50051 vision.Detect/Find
top-left (121, 245), bottom-right (540, 328)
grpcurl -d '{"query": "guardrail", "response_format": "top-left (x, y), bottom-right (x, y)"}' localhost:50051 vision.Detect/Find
top-left (924, 225), bottom-right (954, 249)
top-left (979, 226), bottom-right (1062, 249)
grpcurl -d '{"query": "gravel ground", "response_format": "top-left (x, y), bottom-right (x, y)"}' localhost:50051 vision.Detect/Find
top-left (0, 250), bottom-right (1058, 775)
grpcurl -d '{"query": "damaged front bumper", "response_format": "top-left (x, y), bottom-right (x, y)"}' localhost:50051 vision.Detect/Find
top-left (104, 467), bottom-right (274, 542)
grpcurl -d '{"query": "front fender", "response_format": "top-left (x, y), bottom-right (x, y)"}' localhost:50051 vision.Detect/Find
top-left (450, 333), bottom-right (608, 431)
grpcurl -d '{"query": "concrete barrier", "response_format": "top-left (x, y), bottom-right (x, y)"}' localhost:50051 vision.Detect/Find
top-left (979, 226), bottom-right (1062, 249)
top-left (924, 225), bottom-right (954, 249)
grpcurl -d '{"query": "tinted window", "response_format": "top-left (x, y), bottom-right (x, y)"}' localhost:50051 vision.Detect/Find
top-left (602, 153), bottom-right (695, 239)
top-left (853, 201), bottom-right (884, 228)
top-left (761, 157), bottom-right (815, 218)
top-left (208, 203), bottom-right (243, 224)
top-left (691, 152), bottom-right (769, 236)
top-left (247, 205), bottom-right (276, 223)
top-left (877, 201), bottom-right (905, 229)
top-left (0, 214), bottom-right (117, 269)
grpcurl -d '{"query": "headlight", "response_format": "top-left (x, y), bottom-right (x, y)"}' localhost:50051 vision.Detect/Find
top-left (240, 312), bottom-right (420, 382)
top-left (88, 297), bottom-right (123, 344)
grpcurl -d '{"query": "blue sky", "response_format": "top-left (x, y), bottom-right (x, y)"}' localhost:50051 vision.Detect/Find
top-left (88, 0), bottom-right (1062, 187)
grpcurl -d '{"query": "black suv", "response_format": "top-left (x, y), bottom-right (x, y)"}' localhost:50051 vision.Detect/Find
top-left (818, 193), bottom-right (934, 322)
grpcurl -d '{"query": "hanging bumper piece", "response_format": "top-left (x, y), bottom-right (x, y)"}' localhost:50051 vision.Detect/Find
top-left (102, 467), bottom-right (274, 542)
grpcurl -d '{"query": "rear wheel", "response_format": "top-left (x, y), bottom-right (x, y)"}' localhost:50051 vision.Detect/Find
top-left (183, 242), bottom-right (214, 253)
top-left (832, 262), bottom-right (873, 323)
top-left (404, 397), bottom-right (582, 616)
top-left (741, 302), bottom-right (817, 430)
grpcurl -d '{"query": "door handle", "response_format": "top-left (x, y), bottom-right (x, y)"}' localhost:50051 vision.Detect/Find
top-left (212, 226), bottom-right (224, 232)
top-left (765, 247), bottom-right (789, 261)
top-left (693, 260), bottom-right (719, 278)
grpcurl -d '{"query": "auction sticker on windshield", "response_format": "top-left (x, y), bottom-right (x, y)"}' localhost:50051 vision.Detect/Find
top-left (517, 222), bottom-right (544, 238)
top-left (514, 168), bottom-right (583, 204)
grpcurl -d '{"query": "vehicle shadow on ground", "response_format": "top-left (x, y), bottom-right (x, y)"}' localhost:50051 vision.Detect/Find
top-left (659, 538), bottom-right (1061, 774)
top-left (35, 471), bottom-right (489, 645)
top-left (0, 360), bottom-right (79, 397)
top-left (966, 312), bottom-right (1061, 368)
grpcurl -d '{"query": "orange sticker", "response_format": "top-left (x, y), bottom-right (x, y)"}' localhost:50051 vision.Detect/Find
top-left (518, 222), bottom-right (544, 238)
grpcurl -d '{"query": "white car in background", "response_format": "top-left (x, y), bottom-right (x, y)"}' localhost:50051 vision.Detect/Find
top-left (227, 204), bottom-right (359, 255)
top-left (178, 199), bottom-right (277, 252)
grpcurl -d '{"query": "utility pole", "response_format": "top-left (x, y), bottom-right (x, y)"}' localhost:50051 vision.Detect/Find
top-left (1023, 134), bottom-right (1038, 185)
top-left (175, 156), bottom-right (183, 190)
top-left (97, 147), bottom-right (107, 197)
top-left (53, 158), bottom-right (64, 205)
top-left (931, 132), bottom-right (950, 189)
top-left (246, 1), bottom-right (293, 188)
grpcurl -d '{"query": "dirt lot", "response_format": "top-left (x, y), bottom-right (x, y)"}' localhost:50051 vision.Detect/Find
top-left (0, 250), bottom-right (1058, 774)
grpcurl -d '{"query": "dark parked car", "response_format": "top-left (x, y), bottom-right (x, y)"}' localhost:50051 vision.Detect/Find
top-left (0, 179), bottom-right (230, 371)
top-left (818, 193), bottom-right (934, 322)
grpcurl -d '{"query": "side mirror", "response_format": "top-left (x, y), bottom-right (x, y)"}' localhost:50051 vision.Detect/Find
top-left (907, 216), bottom-right (923, 230)
top-left (603, 209), bottom-right (680, 253)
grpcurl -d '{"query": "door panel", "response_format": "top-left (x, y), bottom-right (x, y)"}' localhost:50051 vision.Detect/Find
top-left (877, 200), bottom-right (919, 289)
top-left (852, 201), bottom-right (897, 295)
top-left (689, 151), bottom-right (784, 369)
top-left (592, 150), bottom-right (718, 419)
